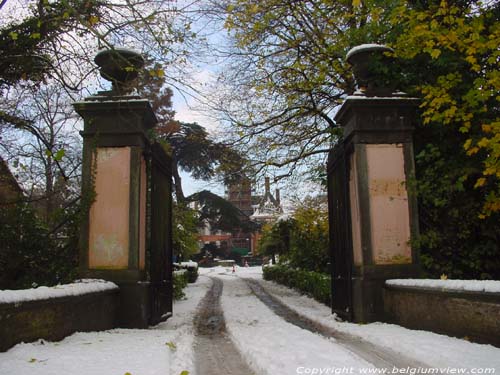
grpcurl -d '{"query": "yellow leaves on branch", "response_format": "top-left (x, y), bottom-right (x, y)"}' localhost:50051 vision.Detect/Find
top-left (463, 119), bottom-right (500, 215)
top-left (420, 73), bottom-right (462, 125)
top-left (395, 1), bottom-right (500, 216)
top-left (88, 15), bottom-right (99, 27)
top-left (148, 68), bottom-right (165, 78)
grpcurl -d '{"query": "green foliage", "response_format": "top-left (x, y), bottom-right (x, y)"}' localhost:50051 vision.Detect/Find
top-left (390, 0), bottom-right (500, 216)
top-left (186, 266), bottom-right (198, 283)
top-left (176, 263), bottom-right (199, 283)
top-left (140, 67), bottom-right (247, 202)
top-left (263, 265), bottom-right (331, 306)
top-left (164, 122), bottom-right (246, 201)
top-left (222, 0), bottom-right (499, 278)
top-left (173, 270), bottom-right (189, 300)
top-left (220, 0), bottom-right (394, 179)
top-left (258, 220), bottom-right (291, 259)
top-left (260, 198), bottom-right (329, 273)
top-left (0, 203), bottom-right (78, 289)
top-left (188, 190), bottom-right (257, 233)
top-left (286, 204), bottom-right (329, 273)
top-left (172, 203), bottom-right (199, 259)
top-left (0, 0), bottom-right (101, 88)
top-left (413, 125), bottom-right (500, 279)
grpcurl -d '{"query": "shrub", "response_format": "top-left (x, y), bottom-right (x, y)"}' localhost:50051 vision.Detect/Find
top-left (258, 197), bottom-right (330, 274)
top-left (263, 265), bottom-right (331, 306)
top-left (0, 203), bottom-right (78, 290)
top-left (178, 261), bottom-right (198, 283)
top-left (173, 270), bottom-right (188, 300)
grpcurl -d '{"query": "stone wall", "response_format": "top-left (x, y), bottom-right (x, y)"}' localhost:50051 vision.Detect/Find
top-left (0, 289), bottom-right (119, 352)
top-left (383, 284), bottom-right (500, 347)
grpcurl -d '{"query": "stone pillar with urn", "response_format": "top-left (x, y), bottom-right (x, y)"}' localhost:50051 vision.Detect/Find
top-left (328, 44), bottom-right (421, 323)
top-left (74, 48), bottom-right (159, 328)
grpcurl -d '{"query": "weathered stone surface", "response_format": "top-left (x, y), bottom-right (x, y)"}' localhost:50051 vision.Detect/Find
top-left (0, 289), bottom-right (118, 352)
top-left (383, 285), bottom-right (500, 347)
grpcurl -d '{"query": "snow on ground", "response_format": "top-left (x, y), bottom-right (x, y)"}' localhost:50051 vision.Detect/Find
top-left (231, 268), bottom-right (500, 370)
top-left (386, 279), bottom-right (500, 293)
top-left (207, 268), bottom-right (374, 375)
top-left (0, 329), bottom-right (172, 375)
top-left (2, 267), bottom-right (499, 375)
top-left (0, 279), bottom-right (118, 304)
top-left (157, 275), bottom-right (211, 375)
top-left (0, 276), bottom-right (211, 375)
top-left (199, 264), bottom-right (263, 278)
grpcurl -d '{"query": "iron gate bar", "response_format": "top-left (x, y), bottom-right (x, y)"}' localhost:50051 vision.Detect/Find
top-left (149, 142), bottom-right (173, 325)
top-left (327, 141), bottom-right (354, 321)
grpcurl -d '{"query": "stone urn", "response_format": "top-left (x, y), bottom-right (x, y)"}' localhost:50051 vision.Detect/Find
top-left (346, 44), bottom-right (396, 96)
top-left (94, 48), bottom-right (145, 94)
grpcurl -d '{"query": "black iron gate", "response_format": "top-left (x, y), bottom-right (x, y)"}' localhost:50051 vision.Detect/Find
top-left (148, 142), bottom-right (173, 325)
top-left (327, 142), bottom-right (353, 321)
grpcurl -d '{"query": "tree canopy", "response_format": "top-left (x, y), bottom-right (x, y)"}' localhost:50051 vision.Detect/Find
top-left (1, 0), bottom-right (197, 130)
top-left (188, 189), bottom-right (257, 233)
top-left (213, 0), bottom-right (499, 215)
top-left (137, 58), bottom-right (248, 202)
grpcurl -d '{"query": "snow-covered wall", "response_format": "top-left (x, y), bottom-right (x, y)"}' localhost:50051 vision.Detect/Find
top-left (383, 280), bottom-right (500, 347)
top-left (386, 279), bottom-right (500, 293)
top-left (0, 280), bottom-right (119, 352)
top-left (0, 279), bottom-right (118, 304)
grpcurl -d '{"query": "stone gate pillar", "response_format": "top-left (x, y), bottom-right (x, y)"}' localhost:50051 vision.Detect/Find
top-left (330, 45), bottom-right (421, 323)
top-left (73, 48), bottom-right (156, 328)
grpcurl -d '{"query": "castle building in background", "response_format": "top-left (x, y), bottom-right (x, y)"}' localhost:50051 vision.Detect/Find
top-left (196, 176), bottom-right (284, 260)
top-left (226, 176), bottom-right (255, 216)
top-left (250, 176), bottom-right (283, 224)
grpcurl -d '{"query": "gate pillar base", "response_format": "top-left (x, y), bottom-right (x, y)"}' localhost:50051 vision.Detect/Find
top-left (351, 264), bottom-right (421, 323)
top-left (116, 282), bottom-right (151, 329)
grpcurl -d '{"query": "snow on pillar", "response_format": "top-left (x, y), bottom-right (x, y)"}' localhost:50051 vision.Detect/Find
top-left (329, 44), bottom-right (421, 323)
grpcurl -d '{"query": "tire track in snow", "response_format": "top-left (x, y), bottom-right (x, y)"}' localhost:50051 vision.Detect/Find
top-left (193, 277), bottom-right (255, 375)
top-left (244, 278), bottom-right (429, 371)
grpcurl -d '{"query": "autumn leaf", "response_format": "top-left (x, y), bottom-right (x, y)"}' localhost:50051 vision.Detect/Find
top-left (88, 15), bottom-right (99, 26)
top-left (165, 341), bottom-right (177, 351)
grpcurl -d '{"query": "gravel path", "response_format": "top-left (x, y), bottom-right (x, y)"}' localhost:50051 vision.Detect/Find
top-left (244, 278), bottom-right (429, 371)
top-left (193, 277), bottom-right (255, 375)
top-left (193, 275), bottom-right (428, 374)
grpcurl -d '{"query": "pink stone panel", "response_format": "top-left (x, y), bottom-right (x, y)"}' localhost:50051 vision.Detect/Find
top-left (139, 156), bottom-right (147, 271)
top-left (349, 149), bottom-right (363, 266)
top-left (366, 144), bottom-right (412, 265)
top-left (89, 147), bottom-right (130, 269)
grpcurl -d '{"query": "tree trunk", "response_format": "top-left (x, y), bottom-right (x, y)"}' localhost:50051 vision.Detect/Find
top-left (171, 158), bottom-right (185, 203)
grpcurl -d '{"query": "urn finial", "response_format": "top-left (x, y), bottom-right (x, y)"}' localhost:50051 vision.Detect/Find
top-left (94, 48), bottom-right (145, 95)
top-left (346, 44), bottom-right (396, 96)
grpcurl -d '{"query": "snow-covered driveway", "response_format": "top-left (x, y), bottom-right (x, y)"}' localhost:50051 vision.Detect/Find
top-left (1, 266), bottom-right (499, 375)
top-left (207, 266), bottom-right (500, 375)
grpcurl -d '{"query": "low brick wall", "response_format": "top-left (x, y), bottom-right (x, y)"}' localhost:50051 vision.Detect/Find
top-left (0, 288), bottom-right (119, 352)
top-left (383, 284), bottom-right (500, 347)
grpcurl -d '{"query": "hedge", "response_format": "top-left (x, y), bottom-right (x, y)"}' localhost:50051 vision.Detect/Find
top-left (175, 262), bottom-right (199, 283)
top-left (263, 265), bottom-right (331, 306)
